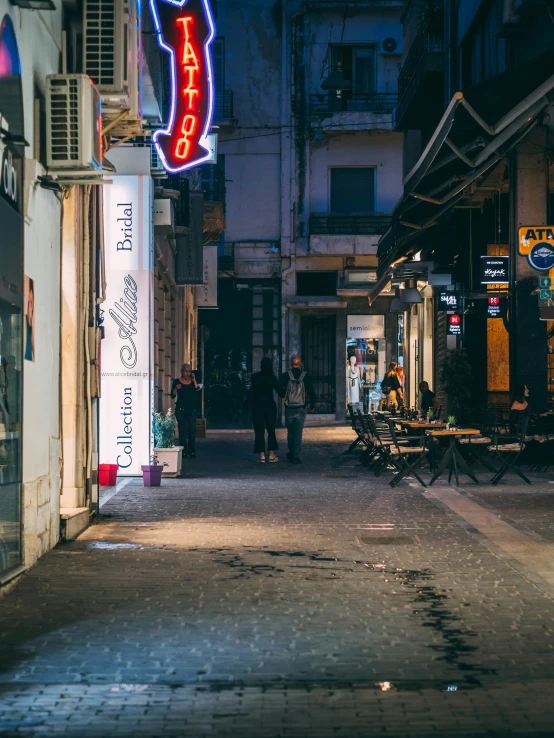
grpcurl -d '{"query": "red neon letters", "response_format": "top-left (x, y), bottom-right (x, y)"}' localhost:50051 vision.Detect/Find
top-left (150, 0), bottom-right (214, 172)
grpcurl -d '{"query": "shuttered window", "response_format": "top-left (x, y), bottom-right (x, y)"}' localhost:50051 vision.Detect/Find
top-left (212, 38), bottom-right (225, 90)
top-left (330, 168), bottom-right (375, 213)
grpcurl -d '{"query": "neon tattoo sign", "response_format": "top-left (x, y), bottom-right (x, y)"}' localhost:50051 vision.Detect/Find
top-left (149, 0), bottom-right (215, 172)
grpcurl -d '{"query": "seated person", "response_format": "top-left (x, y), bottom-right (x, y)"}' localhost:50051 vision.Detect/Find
top-left (419, 381), bottom-right (440, 416)
top-left (510, 383), bottom-right (548, 442)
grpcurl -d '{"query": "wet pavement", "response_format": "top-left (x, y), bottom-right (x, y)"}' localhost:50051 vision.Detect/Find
top-left (1, 426), bottom-right (554, 736)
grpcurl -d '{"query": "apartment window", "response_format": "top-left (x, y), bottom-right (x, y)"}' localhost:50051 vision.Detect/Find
top-left (201, 155), bottom-right (225, 206)
top-left (462, 0), bottom-right (506, 86)
top-left (297, 272), bottom-right (337, 297)
top-left (330, 168), bottom-right (375, 213)
top-left (330, 45), bottom-right (376, 95)
top-left (213, 38), bottom-right (225, 90)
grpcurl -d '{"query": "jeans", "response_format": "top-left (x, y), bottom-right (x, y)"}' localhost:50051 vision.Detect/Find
top-left (252, 401), bottom-right (278, 454)
top-left (285, 406), bottom-right (307, 459)
top-left (175, 408), bottom-right (196, 455)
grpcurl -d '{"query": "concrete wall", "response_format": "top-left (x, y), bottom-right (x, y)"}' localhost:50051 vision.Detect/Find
top-left (218, 0), bottom-right (283, 252)
top-left (1, 0), bottom-right (64, 564)
top-left (309, 130), bottom-right (403, 214)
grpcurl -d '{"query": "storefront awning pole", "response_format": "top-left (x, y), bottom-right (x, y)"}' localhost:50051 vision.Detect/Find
top-left (368, 271), bottom-right (393, 305)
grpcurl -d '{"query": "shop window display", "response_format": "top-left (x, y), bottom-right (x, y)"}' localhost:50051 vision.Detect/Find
top-left (346, 337), bottom-right (386, 413)
top-left (0, 301), bottom-right (22, 574)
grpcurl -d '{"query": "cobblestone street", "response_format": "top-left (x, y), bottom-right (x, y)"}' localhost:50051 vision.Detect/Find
top-left (2, 427), bottom-right (554, 737)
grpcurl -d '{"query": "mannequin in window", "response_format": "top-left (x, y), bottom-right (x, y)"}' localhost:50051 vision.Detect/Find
top-left (347, 355), bottom-right (363, 413)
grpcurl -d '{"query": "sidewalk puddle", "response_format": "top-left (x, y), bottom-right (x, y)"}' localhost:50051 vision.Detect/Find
top-left (197, 547), bottom-right (493, 685)
top-left (85, 542), bottom-right (172, 551)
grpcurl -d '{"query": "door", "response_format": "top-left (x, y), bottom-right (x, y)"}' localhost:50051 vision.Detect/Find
top-left (301, 316), bottom-right (336, 414)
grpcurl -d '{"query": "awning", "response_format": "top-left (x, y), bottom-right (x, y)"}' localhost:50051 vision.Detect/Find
top-left (372, 50), bottom-right (554, 300)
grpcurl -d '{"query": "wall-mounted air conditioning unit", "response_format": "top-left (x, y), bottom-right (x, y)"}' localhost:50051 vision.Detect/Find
top-left (46, 74), bottom-right (102, 171)
top-left (380, 37), bottom-right (403, 55)
top-left (83, 0), bottom-right (142, 120)
top-left (151, 144), bottom-right (167, 179)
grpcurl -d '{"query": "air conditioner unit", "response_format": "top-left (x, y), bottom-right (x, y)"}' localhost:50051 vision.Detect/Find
top-left (83, 0), bottom-right (142, 120)
top-left (150, 144), bottom-right (167, 178)
top-left (46, 74), bottom-right (102, 171)
top-left (380, 37), bottom-right (403, 55)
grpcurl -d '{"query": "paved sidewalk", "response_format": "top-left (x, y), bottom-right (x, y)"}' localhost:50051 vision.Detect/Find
top-left (1, 427), bottom-right (554, 737)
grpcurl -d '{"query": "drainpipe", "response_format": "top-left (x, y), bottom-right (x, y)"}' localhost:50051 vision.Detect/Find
top-left (82, 185), bottom-right (93, 502)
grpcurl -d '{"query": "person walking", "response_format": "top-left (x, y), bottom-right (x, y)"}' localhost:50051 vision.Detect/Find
top-left (381, 362), bottom-right (403, 409)
top-left (170, 363), bottom-right (201, 459)
top-left (279, 356), bottom-right (316, 464)
top-left (251, 357), bottom-right (284, 463)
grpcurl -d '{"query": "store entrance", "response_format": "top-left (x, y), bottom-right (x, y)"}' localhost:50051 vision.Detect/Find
top-left (346, 315), bottom-right (386, 414)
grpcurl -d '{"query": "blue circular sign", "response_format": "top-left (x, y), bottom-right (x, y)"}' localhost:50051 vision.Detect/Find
top-left (528, 241), bottom-right (554, 272)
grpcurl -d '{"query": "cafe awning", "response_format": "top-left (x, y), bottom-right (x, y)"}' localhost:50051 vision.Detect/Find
top-left (369, 50), bottom-right (554, 303)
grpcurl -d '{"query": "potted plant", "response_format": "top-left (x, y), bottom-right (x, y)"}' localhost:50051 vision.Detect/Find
top-left (447, 415), bottom-right (457, 431)
top-left (141, 454), bottom-right (167, 487)
top-left (152, 409), bottom-right (183, 477)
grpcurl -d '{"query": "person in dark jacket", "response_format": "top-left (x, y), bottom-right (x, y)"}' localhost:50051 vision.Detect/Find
top-left (251, 357), bottom-right (284, 463)
top-left (279, 356), bottom-right (316, 464)
top-left (170, 364), bottom-right (201, 458)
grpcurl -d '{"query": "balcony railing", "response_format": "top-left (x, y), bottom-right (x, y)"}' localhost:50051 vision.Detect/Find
top-left (310, 93), bottom-right (397, 116)
top-left (214, 90), bottom-right (234, 121)
top-left (310, 213), bottom-right (392, 236)
top-left (397, 20), bottom-right (444, 103)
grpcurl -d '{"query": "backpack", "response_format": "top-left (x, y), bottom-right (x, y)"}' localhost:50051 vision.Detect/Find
top-left (381, 374), bottom-right (392, 395)
top-left (284, 371), bottom-right (307, 408)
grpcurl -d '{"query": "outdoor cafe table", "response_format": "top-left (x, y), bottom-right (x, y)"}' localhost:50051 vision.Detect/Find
top-left (399, 421), bottom-right (448, 432)
top-left (425, 428), bottom-right (482, 486)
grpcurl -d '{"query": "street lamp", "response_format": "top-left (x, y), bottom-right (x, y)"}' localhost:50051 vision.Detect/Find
top-left (399, 279), bottom-right (423, 304)
top-left (321, 66), bottom-right (352, 92)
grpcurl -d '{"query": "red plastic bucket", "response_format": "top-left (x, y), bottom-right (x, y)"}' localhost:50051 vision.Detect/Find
top-left (99, 464), bottom-right (119, 486)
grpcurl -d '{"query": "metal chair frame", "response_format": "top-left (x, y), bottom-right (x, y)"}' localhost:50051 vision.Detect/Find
top-left (488, 415), bottom-right (531, 485)
top-left (385, 419), bottom-right (428, 488)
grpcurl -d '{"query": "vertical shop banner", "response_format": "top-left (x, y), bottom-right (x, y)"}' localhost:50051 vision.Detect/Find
top-left (195, 245), bottom-right (218, 308)
top-left (100, 176), bottom-right (153, 475)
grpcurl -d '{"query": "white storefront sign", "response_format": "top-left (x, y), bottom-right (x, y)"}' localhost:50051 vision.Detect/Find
top-left (347, 314), bottom-right (385, 339)
top-left (195, 245), bottom-right (218, 308)
top-left (100, 176), bottom-right (153, 475)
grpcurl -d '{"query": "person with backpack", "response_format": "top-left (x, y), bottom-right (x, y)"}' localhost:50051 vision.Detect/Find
top-left (279, 355), bottom-right (316, 464)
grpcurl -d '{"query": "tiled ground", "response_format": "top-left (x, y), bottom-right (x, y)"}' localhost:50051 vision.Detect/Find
top-left (1, 427), bottom-right (554, 737)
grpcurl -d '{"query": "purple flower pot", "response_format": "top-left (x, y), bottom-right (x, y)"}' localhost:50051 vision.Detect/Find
top-left (141, 465), bottom-right (163, 487)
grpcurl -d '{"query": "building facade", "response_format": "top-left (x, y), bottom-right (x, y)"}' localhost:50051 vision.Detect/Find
top-left (371, 0), bottom-right (554, 416)
top-left (0, 0), bottom-right (218, 583)
top-left (200, 0), bottom-right (404, 424)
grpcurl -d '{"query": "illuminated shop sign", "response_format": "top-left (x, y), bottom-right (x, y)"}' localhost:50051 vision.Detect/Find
top-left (437, 292), bottom-right (459, 311)
top-left (519, 227), bottom-right (554, 272)
top-left (487, 296), bottom-right (504, 318)
top-left (447, 313), bottom-right (461, 336)
top-left (480, 256), bottom-right (509, 285)
top-left (100, 176), bottom-right (153, 476)
top-left (150, 0), bottom-right (215, 173)
top-left (347, 315), bottom-right (385, 339)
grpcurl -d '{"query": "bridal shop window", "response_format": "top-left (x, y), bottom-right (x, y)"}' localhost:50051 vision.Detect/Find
top-left (346, 315), bottom-right (386, 413)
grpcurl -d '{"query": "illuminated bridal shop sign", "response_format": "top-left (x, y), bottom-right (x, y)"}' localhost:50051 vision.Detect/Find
top-left (100, 176), bottom-right (153, 475)
top-left (149, 0), bottom-right (216, 172)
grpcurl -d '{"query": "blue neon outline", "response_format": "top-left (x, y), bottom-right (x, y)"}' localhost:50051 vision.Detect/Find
top-left (149, 0), bottom-right (215, 173)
